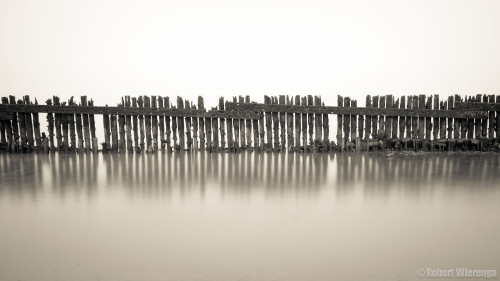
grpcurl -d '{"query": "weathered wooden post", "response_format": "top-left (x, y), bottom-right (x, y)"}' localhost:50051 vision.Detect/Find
top-left (197, 96), bottom-right (205, 151)
top-left (185, 100), bottom-right (192, 151)
top-left (32, 98), bottom-right (42, 150)
top-left (245, 96), bottom-right (252, 150)
top-left (365, 95), bottom-right (372, 141)
top-left (301, 96), bottom-right (308, 152)
top-left (118, 98), bottom-right (126, 152)
top-left (158, 97), bottom-right (166, 151)
top-left (145, 96), bottom-right (152, 151)
top-left (219, 97), bottom-right (226, 150)
top-left (279, 95), bottom-right (286, 151)
top-left (68, 97), bottom-right (76, 151)
top-left (88, 99), bottom-right (98, 153)
top-left (264, 95), bottom-right (272, 150)
top-left (176, 96), bottom-right (184, 151)
top-left (239, 96), bottom-right (246, 149)
top-left (164, 97), bottom-right (171, 152)
top-left (125, 96), bottom-right (133, 151)
top-left (152, 96), bottom-right (159, 152)
top-left (315, 96), bottom-right (322, 152)
top-left (372, 96), bottom-right (378, 141)
top-left (138, 96), bottom-right (145, 151)
top-left (23, 96), bottom-right (35, 152)
top-left (295, 95), bottom-right (301, 150)
top-left (103, 105), bottom-right (111, 152)
top-left (131, 97), bottom-right (139, 152)
top-left (272, 96), bottom-right (280, 150)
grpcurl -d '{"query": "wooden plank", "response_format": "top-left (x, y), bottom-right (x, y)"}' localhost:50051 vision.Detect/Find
top-left (455, 101), bottom-right (500, 111)
top-left (279, 95), bottom-right (286, 151)
top-left (307, 95), bottom-right (314, 149)
top-left (53, 96), bottom-right (62, 150)
top-left (440, 100), bottom-right (447, 139)
top-left (151, 96), bottom-right (159, 151)
top-left (81, 96), bottom-right (91, 153)
top-left (399, 96), bottom-right (405, 139)
top-left (405, 96), bottom-right (412, 139)
top-left (358, 98), bottom-right (364, 140)
top-left (219, 97), bottom-right (226, 149)
top-left (239, 96), bottom-right (246, 148)
top-left (118, 99), bottom-right (126, 152)
top-left (379, 95), bottom-right (385, 134)
top-left (233, 97), bottom-right (239, 150)
top-left (103, 107), bottom-right (111, 152)
top-left (198, 96), bottom-right (205, 150)
top-left (164, 97), bottom-right (171, 152)
top-left (67, 97), bottom-right (76, 151)
top-left (264, 95), bottom-right (271, 149)
top-left (467, 96), bottom-right (474, 139)
top-left (191, 101), bottom-right (198, 150)
top-left (23, 96), bottom-right (34, 151)
top-left (10, 96), bottom-right (20, 152)
top-left (365, 95), bottom-right (372, 140)
top-left (295, 95), bottom-right (301, 149)
top-left (475, 94), bottom-right (482, 138)
top-left (144, 96), bottom-right (152, 151)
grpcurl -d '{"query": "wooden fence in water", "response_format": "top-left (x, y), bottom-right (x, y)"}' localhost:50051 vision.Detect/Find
top-left (0, 94), bottom-right (499, 153)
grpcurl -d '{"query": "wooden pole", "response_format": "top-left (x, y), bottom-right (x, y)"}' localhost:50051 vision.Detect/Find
top-left (138, 96), bottom-right (145, 151)
top-left (103, 106), bottom-right (111, 152)
top-left (219, 97), bottom-right (226, 149)
top-left (1, 97), bottom-right (12, 152)
top-left (152, 96), bottom-right (159, 152)
top-left (365, 95), bottom-right (372, 141)
top-left (89, 99), bottom-right (98, 153)
top-left (158, 97), bottom-right (165, 151)
top-left (81, 96), bottom-right (91, 153)
top-left (125, 96), bottom-right (133, 151)
top-left (272, 96), bottom-right (279, 150)
top-left (23, 96), bottom-right (35, 152)
top-left (131, 97), bottom-right (139, 152)
top-left (372, 96), bottom-right (378, 140)
top-left (315, 96), bottom-right (322, 152)
top-left (379, 95), bottom-right (385, 135)
top-left (351, 99), bottom-right (357, 143)
top-left (295, 95), bottom-right (301, 150)
top-left (53, 96), bottom-right (62, 150)
top-left (386, 95), bottom-right (393, 139)
top-left (68, 97), bottom-right (76, 151)
top-left (399, 96), bottom-right (405, 140)
top-left (145, 96), bottom-right (152, 151)
top-left (264, 95), bottom-right (272, 150)
top-left (286, 95), bottom-right (293, 152)
top-left (165, 97), bottom-right (171, 152)
top-left (279, 95), bottom-right (286, 151)
top-left (392, 97), bottom-right (398, 139)
top-left (440, 100), bottom-right (447, 139)
top-left (307, 95), bottom-right (314, 150)
top-left (33, 98), bottom-right (42, 150)
top-left (191, 101), bottom-right (198, 151)
top-left (176, 96), bottom-right (184, 151)
top-left (245, 95), bottom-right (252, 150)
top-left (425, 96), bottom-right (432, 140)
top-left (454, 95), bottom-right (461, 139)
top-left (118, 98), bottom-right (126, 152)
top-left (239, 96), bottom-right (246, 149)
top-left (302, 96), bottom-right (308, 152)
top-left (337, 95), bottom-right (343, 150)
top-left (185, 100), bottom-right (192, 151)
top-left (488, 95), bottom-right (495, 138)
top-left (197, 96), bottom-right (204, 151)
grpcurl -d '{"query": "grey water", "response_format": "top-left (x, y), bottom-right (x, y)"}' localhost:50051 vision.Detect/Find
top-left (0, 152), bottom-right (499, 281)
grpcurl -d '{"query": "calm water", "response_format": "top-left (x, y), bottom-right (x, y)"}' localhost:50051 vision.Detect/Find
top-left (0, 152), bottom-right (499, 281)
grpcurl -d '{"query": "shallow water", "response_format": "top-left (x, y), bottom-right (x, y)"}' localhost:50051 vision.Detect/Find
top-left (0, 152), bottom-right (499, 281)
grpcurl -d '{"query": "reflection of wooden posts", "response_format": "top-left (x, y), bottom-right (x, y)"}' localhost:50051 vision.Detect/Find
top-left (164, 97), bottom-right (171, 152)
top-left (197, 96), bottom-right (204, 151)
top-left (131, 97), bottom-right (139, 151)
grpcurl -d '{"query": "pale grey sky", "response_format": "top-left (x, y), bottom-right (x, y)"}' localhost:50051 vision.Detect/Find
top-left (1, 0), bottom-right (499, 108)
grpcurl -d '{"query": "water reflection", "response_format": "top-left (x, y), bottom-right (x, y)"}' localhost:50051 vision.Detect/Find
top-left (0, 152), bottom-right (498, 200)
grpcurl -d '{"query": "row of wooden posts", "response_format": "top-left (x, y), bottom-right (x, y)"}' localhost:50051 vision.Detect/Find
top-left (0, 94), bottom-right (499, 153)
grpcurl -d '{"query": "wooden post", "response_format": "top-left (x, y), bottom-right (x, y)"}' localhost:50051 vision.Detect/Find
top-left (60, 99), bottom-right (68, 152)
top-left (386, 95), bottom-right (393, 139)
top-left (219, 97), bottom-right (226, 149)
top-left (52, 96), bottom-right (62, 150)
top-left (10, 96), bottom-right (20, 152)
top-left (118, 98), bottom-right (126, 152)
top-left (67, 97), bottom-right (76, 151)
top-left (453, 95), bottom-right (460, 139)
top-left (358, 99), bottom-right (364, 141)
top-left (211, 106), bottom-right (219, 151)
top-left (460, 96), bottom-right (467, 138)
top-left (323, 100), bottom-right (329, 151)
top-left (125, 96), bottom-right (133, 151)
top-left (488, 95), bottom-right (495, 138)
top-left (138, 96), bottom-right (145, 151)
top-left (418, 94), bottom-right (425, 139)
top-left (264, 95), bottom-right (272, 149)
top-left (440, 100), bottom-right (447, 139)
top-left (145, 96), bottom-right (152, 151)
top-left (351, 99), bottom-right (357, 143)
top-left (239, 96), bottom-right (246, 149)
top-left (22, 96), bottom-right (35, 152)
top-left (259, 98), bottom-right (265, 151)
top-left (88, 99), bottom-right (97, 153)
top-left (474, 94), bottom-right (481, 139)
top-left (165, 97), bottom-right (172, 152)
top-left (425, 96), bottom-right (432, 140)
top-left (496, 95), bottom-right (500, 139)
top-left (131, 97), bottom-right (139, 152)
top-left (192, 102), bottom-right (198, 151)
top-left (399, 96), bottom-right (405, 140)
top-left (467, 96), bottom-right (474, 139)
top-left (1, 97), bottom-right (13, 152)
top-left (17, 99), bottom-right (27, 152)
top-left (272, 96), bottom-right (279, 150)
top-left (307, 95), bottom-right (314, 150)
top-left (245, 96), bottom-right (252, 150)
top-left (302, 96), bottom-right (308, 152)
top-left (315, 96), bottom-right (322, 152)
top-left (32, 98), bottom-right (42, 150)
top-left (337, 96), bottom-right (343, 150)
top-left (197, 96), bottom-right (205, 150)
top-left (80, 96), bottom-right (90, 153)
top-left (205, 102), bottom-right (212, 151)
top-left (279, 95), bottom-right (286, 151)
top-left (185, 100), bottom-right (192, 151)
top-left (226, 100), bottom-right (233, 151)
top-left (365, 95), bottom-right (372, 140)
top-left (176, 96), bottom-right (184, 151)
top-left (103, 106), bottom-right (111, 152)
top-left (151, 96), bottom-right (159, 152)
top-left (372, 96), bottom-right (378, 140)
top-left (432, 95), bottom-right (438, 140)
top-left (379, 95), bottom-right (385, 134)
top-left (405, 96), bottom-right (412, 139)
top-left (392, 97), bottom-right (398, 139)
top-left (295, 95), bottom-right (301, 150)
top-left (411, 95), bottom-right (418, 140)
top-left (110, 113), bottom-right (118, 153)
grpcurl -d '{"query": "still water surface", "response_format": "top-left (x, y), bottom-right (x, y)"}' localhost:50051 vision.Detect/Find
top-left (1, 152), bottom-right (499, 281)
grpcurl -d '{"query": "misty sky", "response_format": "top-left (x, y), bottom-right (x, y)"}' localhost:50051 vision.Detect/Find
top-left (1, 0), bottom-right (499, 107)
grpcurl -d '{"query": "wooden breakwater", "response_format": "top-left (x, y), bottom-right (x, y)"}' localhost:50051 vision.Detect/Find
top-left (0, 94), bottom-right (499, 153)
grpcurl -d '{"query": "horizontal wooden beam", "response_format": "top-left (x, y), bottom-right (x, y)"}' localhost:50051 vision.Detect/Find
top-left (454, 102), bottom-right (500, 111)
top-left (0, 104), bottom-right (260, 119)
top-left (0, 112), bottom-right (14, 120)
top-left (225, 102), bottom-right (488, 118)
